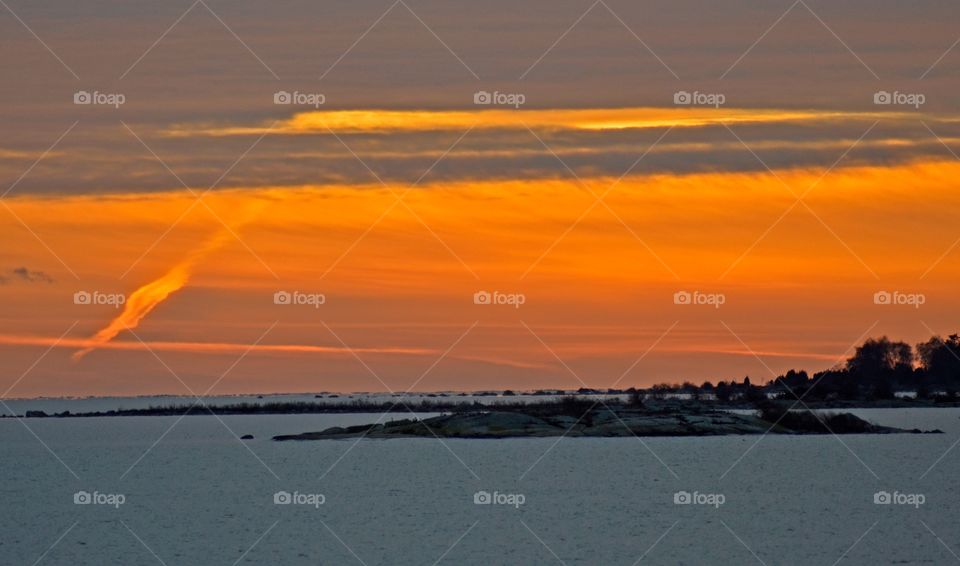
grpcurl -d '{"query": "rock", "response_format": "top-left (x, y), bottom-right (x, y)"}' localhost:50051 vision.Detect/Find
top-left (273, 408), bottom-right (928, 441)
top-left (241, 434), bottom-right (254, 440)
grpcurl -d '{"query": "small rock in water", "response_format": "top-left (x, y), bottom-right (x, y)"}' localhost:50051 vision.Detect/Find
top-left (241, 434), bottom-right (254, 440)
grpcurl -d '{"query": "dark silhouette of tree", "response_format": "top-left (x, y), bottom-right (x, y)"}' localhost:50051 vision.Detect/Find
top-left (846, 337), bottom-right (913, 376)
top-left (917, 335), bottom-right (960, 388)
top-left (715, 381), bottom-right (732, 401)
top-left (618, 331), bottom-right (960, 402)
top-left (845, 336), bottom-right (914, 398)
top-left (781, 370), bottom-right (809, 388)
top-left (773, 370), bottom-right (810, 397)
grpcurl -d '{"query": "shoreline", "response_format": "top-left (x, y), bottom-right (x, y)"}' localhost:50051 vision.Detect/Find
top-left (7, 396), bottom-right (960, 419)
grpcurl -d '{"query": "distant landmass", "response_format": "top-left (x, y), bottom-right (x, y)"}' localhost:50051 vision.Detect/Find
top-left (273, 403), bottom-right (939, 440)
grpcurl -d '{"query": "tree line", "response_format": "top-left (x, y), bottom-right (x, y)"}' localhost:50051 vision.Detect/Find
top-left (647, 333), bottom-right (960, 402)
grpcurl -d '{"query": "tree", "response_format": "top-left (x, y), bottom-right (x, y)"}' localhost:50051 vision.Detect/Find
top-left (715, 381), bottom-right (732, 402)
top-left (846, 337), bottom-right (913, 377)
top-left (777, 370), bottom-right (809, 390)
top-left (917, 334), bottom-right (960, 385)
top-left (650, 383), bottom-right (673, 399)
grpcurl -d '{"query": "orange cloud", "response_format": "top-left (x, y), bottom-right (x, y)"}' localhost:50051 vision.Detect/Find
top-left (0, 334), bottom-right (436, 357)
top-left (165, 107), bottom-right (916, 136)
top-left (71, 204), bottom-right (265, 360)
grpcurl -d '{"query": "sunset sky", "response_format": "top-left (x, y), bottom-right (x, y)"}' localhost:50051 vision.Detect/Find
top-left (2, 0), bottom-right (960, 396)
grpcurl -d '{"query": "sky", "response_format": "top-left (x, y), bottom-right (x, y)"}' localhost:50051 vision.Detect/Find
top-left (2, 0), bottom-right (960, 396)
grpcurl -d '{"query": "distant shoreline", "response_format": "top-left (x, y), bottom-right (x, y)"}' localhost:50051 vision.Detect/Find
top-left (7, 395), bottom-right (960, 419)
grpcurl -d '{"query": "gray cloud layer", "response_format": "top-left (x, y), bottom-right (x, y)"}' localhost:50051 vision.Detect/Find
top-left (2, 0), bottom-right (960, 194)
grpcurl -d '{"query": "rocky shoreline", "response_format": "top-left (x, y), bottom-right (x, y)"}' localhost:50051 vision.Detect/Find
top-left (273, 407), bottom-right (937, 441)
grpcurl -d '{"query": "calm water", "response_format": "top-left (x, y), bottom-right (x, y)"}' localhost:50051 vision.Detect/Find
top-left (2, 407), bottom-right (959, 565)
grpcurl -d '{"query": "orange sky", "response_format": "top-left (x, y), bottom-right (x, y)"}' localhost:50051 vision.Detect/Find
top-left (2, 107), bottom-right (959, 396)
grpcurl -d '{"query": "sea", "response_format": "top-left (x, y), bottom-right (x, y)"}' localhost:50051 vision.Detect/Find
top-left (2, 395), bottom-right (958, 565)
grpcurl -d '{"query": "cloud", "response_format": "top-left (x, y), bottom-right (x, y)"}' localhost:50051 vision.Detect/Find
top-left (9, 107), bottom-right (957, 196)
top-left (0, 267), bottom-right (54, 285)
top-left (0, 333), bottom-right (438, 358)
top-left (72, 204), bottom-right (265, 360)
top-left (165, 107), bottom-right (903, 137)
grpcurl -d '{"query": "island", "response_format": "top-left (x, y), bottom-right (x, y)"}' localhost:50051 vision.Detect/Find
top-left (272, 403), bottom-right (936, 440)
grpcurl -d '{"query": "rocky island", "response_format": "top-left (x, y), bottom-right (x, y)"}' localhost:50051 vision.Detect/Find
top-left (273, 403), bottom-right (934, 441)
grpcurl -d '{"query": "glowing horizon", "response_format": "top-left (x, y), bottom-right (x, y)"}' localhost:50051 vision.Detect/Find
top-left (4, 145), bottom-right (960, 396)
